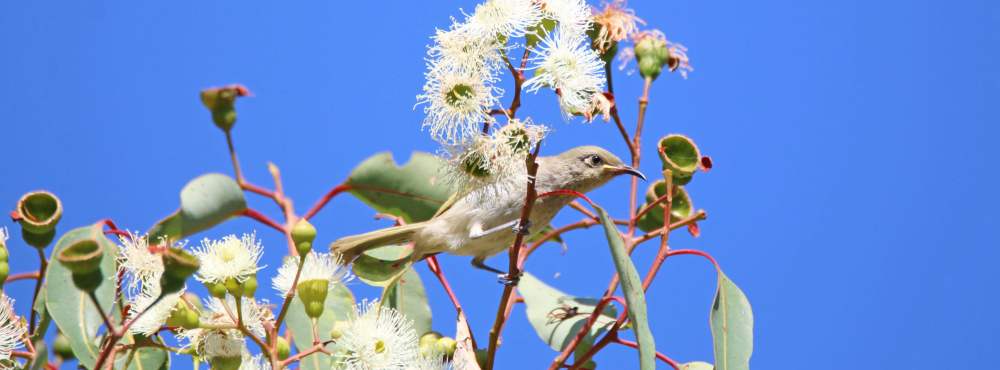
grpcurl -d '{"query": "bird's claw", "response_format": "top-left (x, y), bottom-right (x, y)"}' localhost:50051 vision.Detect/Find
top-left (497, 272), bottom-right (523, 286)
top-left (512, 221), bottom-right (532, 236)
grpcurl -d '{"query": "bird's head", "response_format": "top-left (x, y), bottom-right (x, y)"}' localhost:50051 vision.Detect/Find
top-left (546, 145), bottom-right (645, 192)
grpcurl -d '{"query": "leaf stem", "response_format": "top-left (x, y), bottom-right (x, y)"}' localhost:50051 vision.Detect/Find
top-left (27, 248), bottom-right (47, 335)
top-left (239, 208), bottom-right (286, 233)
top-left (484, 142), bottom-right (542, 370)
top-left (5, 271), bottom-right (40, 283)
top-left (612, 337), bottom-right (681, 370)
top-left (303, 183), bottom-right (352, 220)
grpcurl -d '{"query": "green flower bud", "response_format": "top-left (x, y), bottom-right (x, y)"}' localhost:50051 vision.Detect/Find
top-left (276, 337), bottom-right (291, 360)
top-left (15, 191), bottom-right (62, 237)
top-left (0, 262), bottom-right (8, 289)
top-left (53, 333), bottom-right (74, 359)
top-left (161, 247), bottom-right (200, 294)
top-left (57, 239), bottom-right (103, 275)
top-left (435, 337), bottom-right (457, 359)
top-left (209, 356), bottom-right (243, 370)
top-left (200, 85), bottom-right (250, 132)
top-left (241, 275), bottom-right (258, 297)
top-left (419, 331), bottom-right (443, 351)
top-left (638, 57), bottom-right (663, 80)
top-left (296, 279), bottom-right (330, 319)
top-left (165, 300), bottom-right (200, 330)
top-left (329, 321), bottom-right (349, 340)
top-left (225, 277), bottom-right (242, 296)
top-left (291, 219), bottom-right (317, 256)
top-left (205, 281), bottom-right (228, 298)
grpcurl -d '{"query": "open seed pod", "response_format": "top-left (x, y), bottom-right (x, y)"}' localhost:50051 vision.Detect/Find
top-left (658, 134), bottom-right (702, 186)
top-left (16, 191), bottom-right (62, 235)
top-left (636, 179), bottom-right (695, 232)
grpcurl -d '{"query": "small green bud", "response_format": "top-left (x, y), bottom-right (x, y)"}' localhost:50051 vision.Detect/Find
top-left (0, 262), bottom-right (9, 289)
top-left (161, 247), bottom-right (200, 294)
top-left (205, 281), bottom-right (228, 298)
top-left (276, 337), bottom-right (291, 360)
top-left (329, 321), bottom-right (349, 340)
top-left (225, 277), bottom-right (242, 296)
top-left (435, 337), bottom-right (457, 359)
top-left (15, 191), bottom-right (63, 236)
top-left (581, 360), bottom-right (598, 369)
top-left (200, 85), bottom-right (250, 132)
top-left (165, 301), bottom-right (200, 329)
top-left (208, 356), bottom-right (243, 370)
top-left (57, 239), bottom-right (104, 275)
top-left (242, 275), bottom-right (258, 297)
top-left (291, 219), bottom-right (317, 256)
top-left (419, 331), bottom-right (443, 350)
top-left (53, 333), bottom-right (74, 359)
top-left (296, 279), bottom-right (330, 318)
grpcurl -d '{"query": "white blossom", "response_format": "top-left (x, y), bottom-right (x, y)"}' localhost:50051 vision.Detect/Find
top-left (526, 31), bottom-right (606, 114)
top-left (0, 295), bottom-right (26, 362)
top-left (239, 352), bottom-right (271, 370)
top-left (336, 300), bottom-right (418, 370)
top-left (465, 0), bottom-right (543, 40)
top-left (540, 0), bottom-right (593, 37)
top-left (116, 232), bottom-right (165, 295)
top-left (204, 296), bottom-right (272, 338)
top-left (427, 26), bottom-right (505, 76)
top-left (193, 233), bottom-right (264, 284)
top-left (443, 119), bottom-right (547, 195)
top-left (272, 252), bottom-right (353, 297)
top-left (203, 330), bottom-right (246, 358)
top-left (127, 284), bottom-right (185, 336)
top-left (418, 66), bottom-right (503, 144)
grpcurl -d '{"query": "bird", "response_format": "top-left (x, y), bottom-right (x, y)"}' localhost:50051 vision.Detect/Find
top-left (329, 145), bottom-right (645, 279)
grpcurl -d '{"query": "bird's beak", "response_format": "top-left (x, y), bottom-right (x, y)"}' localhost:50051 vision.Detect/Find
top-left (606, 165), bottom-right (646, 180)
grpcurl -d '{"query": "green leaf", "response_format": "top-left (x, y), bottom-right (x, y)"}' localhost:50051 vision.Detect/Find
top-left (518, 273), bottom-right (617, 353)
top-left (681, 362), bottom-right (715, 370)
top-left (113, 344), bottom-right (169, 370)
top-left (383, 267), bottom-right (432, 335)
top-left (596, 206), bottom-right (656, 370)
top-left (286, 284), bottom-right (356, 370)
top-left (44, 222), bottom-right (118, 369)
top-left (346, 152), bottom-right (454, 223)
top-left (636, 181), bottom-right (694, 232)
top-left (352, 244), bottom-right (413, 287)
top-left (711, 271), bottom-right (753, 370)
top-left (30, 285), bottom-right (51, 343)
top-left (148, 173), bottom-right (247, 242)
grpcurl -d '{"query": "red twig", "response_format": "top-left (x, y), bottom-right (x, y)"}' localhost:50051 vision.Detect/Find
top-left (303, 184), bottom-right (352, 220)
top-left (613, 337), bottom-right (681, 370)
top-left (548, 296), bottom-right (627, 369)
top-left (425, 256), bottom-right (477, 349)
top-left (5, 271), bottom-right (40, 283)
top-left (536, 189), bottom-right (597, 209)
top-left (666, 249), bottom-right (720, 271)
top-left (239, 208), bottom-right (285, 233)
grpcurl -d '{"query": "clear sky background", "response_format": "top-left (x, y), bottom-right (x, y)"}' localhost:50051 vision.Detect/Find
top-left (1, 1), bottom-right (998, 369)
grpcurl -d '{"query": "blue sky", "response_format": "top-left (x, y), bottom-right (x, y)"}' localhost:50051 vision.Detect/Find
top-left (1, 0), bottom-right (998, 368)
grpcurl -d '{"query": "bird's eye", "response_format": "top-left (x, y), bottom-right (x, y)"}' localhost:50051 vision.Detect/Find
top-left (584, 154), bottom-right (603, 167)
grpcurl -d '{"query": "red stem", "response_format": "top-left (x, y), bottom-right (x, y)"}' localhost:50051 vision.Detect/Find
top-left (613, 337), bottom-right (681, 370)
top-left (239, 208), bottom-right (286, 233)
top-left (536, 189), bottom-right (597, 209)
top-left (6, 271), bottom-right (40, 283)
top-left (425, 256), bottom-right (477, 349)
top-left (548, 296), bottom-right (627, 370)
top-left (303, 184), bottom-right (352, 220)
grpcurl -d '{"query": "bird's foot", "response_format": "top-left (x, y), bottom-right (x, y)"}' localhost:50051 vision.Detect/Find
top-left (497, 271), bottom-right (523, 286)
top-left (511, 220), bottom-right (532, 236)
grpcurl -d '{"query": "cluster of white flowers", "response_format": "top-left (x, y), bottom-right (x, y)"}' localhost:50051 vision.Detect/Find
top-left (417, 0), bottom-right (610, 191)
top-left (176, 296), bottom-right (272, 358)
top-left (273, 252), bottom-right (353, 297)
top-left (116, 232), bottom-right (191, 335)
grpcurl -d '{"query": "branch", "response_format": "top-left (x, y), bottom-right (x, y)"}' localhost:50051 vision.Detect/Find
top-left (239, 208), bottom-right (286, 233)
top-left (5, 271), bottom-right (40, 283)
top-left (425, 255), bottom-right (477, 349)
top-left (484, 143), bottom-right (542, 370)
top-left (303, 183), bottom-right (352, 220)
top-left (548, 296), bottom-right (627, 369)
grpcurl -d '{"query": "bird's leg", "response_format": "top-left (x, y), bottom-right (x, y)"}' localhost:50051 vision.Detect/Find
top-left (511, 220), bottom-right (532, 236)
top-left (472, 257), bottom-right (522, 286)
top-left (469, 219), bottom-right (523, 239)
top-left (471, 256), bottom-right (505, 274)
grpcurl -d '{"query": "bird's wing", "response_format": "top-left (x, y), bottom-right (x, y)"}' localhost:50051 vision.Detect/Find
top-left (432, 191), bottom-right (461, 219)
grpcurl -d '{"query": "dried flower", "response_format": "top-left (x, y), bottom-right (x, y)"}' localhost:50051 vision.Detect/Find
top-left (590, 1), bottom-right (643, 54)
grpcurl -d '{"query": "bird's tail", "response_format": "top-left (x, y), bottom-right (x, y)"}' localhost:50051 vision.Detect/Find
top-left (329, 222), bottom-right (426, 262)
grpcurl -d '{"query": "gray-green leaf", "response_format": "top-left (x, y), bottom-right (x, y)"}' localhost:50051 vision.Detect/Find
top-left (682, 361), bottom-right (715, 370)
top-left (596, 206), bottom-right (656, 370)
top-left (44, 223), bottom-right (118, 369)
top-left (346, 152), bottom-right (454, 223)
top-left (148, 173), bottom-right (247, 242)
top-left (383, 267), bottom-right (432, 336)
top-left (518, 273), bottom-right (617, 353)
top-left (711, 272), bottom-right (753, 370)
top-left (286, 284), bottom-right (356, 370)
